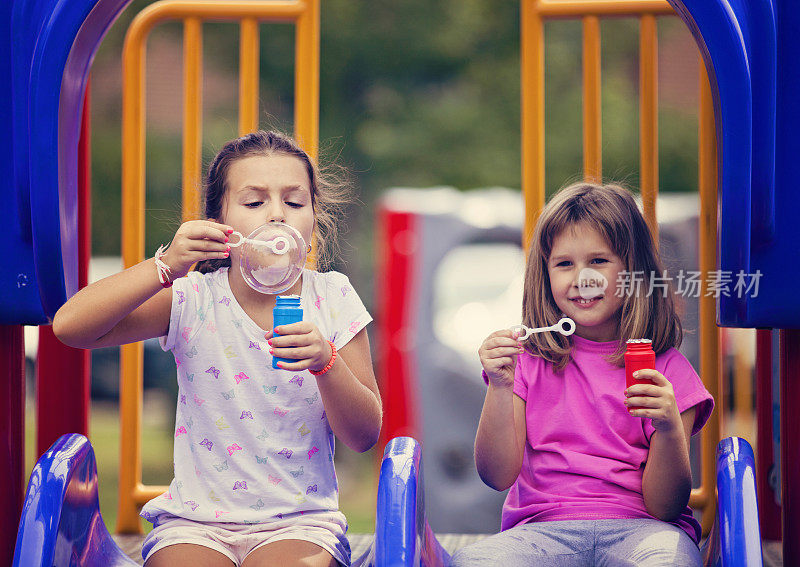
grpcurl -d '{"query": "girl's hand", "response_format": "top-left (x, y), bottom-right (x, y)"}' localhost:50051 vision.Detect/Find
top-left (161, 220), bottom-right (233, 279)
top-left (267, 321), bottom-right (333, 372)
top-left (478, 329), bottom-right (524, 388)
top-left (624, 369), bottom-right (682, 433)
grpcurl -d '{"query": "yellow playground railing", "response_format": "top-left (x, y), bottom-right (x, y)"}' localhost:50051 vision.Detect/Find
top-left (118, 0), bottom-right (320, 533)
top-left (521, 0), bottom-right (720, 534)
top-left (117, 0), bottom-right (725, 538)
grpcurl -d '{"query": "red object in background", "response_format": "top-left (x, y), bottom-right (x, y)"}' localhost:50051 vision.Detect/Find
top-left (780, 329), bottom-right (800, 562)
top-left (376, 207), bottom-right (419, 448)
top-left (624, 339), bottom-right (656, 410)
top-left (0, 325), bottom-right (25, 566)
top-left (35, 82), bottom-right (92, 457)
top-left (756, 328), bottom-right (781, 540)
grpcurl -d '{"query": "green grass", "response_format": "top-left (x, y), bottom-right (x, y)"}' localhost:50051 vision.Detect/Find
top-left (25, 396), bottom-right (377, 535)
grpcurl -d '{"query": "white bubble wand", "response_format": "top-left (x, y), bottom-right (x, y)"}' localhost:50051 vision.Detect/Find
top-left (510, 317), bottom-right (576, 340)
top-left (227, 231), bottom-right (291, 255)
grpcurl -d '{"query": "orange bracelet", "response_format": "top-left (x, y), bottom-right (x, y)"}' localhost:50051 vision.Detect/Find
top-left (310, 340), bottom-right (337, 375)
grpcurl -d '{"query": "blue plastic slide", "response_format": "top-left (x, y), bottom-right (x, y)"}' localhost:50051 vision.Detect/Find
top-left (366, 436), bottom-right (763, 567)
top-left (13, 434), bottom-right (137, 566)
top-left (13, 434), bottom-right (763, 566)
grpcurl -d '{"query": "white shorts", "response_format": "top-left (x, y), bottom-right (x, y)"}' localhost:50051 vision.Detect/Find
top-left (142, 510), bottom-right (351, 566)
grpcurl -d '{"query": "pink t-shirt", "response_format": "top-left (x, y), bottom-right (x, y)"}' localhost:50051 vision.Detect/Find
top-left (503, 335), bottom-right (714, 543)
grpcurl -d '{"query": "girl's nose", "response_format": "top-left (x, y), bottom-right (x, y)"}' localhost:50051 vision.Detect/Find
top-left (265, 202), bottom-right (285, 223)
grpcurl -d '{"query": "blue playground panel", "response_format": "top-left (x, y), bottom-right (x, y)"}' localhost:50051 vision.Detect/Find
top-left (13, 433), bottom-right (762, 566)
top-left (2, 0), bottom-right (132, 325)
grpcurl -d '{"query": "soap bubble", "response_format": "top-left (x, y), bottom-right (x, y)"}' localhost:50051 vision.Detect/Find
top-left (229, 222), bottom-right (307, 294)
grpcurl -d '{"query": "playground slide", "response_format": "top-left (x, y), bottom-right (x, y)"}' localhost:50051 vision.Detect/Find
top-left (13, 433), bottom-right (762, 566)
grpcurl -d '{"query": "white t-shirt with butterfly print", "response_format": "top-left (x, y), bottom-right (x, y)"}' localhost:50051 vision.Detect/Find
top-left (140, 267), bottom-right (372, 526)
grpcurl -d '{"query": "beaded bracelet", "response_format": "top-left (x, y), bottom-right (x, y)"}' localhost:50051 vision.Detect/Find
top-left (310, 340), bottom-right (337, 376)
top-left (154, 244), bottom-right (173, 288)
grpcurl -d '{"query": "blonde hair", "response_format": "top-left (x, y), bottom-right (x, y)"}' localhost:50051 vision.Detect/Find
top-left (521, 182), bottom-right (682, 371)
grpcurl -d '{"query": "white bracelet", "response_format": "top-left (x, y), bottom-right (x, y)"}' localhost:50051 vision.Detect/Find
top-left (154, 244), bottom-right (173, 288)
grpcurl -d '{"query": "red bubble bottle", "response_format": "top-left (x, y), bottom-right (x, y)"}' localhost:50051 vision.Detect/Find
top-left (625, 339), bottom-right (655, 410)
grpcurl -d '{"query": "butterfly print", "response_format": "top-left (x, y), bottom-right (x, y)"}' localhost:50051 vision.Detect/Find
top-left (177, 290), bottom-right (185, 304)
top-left (263, 385), bottom-right (277, 395)
top-left (227, 443), bottom-right (243, 456)
top-left (290, 466), bottom-right (304, 478)
top-left (306, 484), bottom-right (318, 494)
top-left (185, 346), bottom-right (198, 358)
top-left (349, 321), bottom-right (360, 333)
top-left (232, 480), bottom-right (247, 491)
top-left (234, 372), bottom-right (250, 384)
top-left (298, 423), bottom-right (310, 437)
top-left (186, 373), bottom-right (194, 382)
top-left (308, 446), bottom-right (319, 459)
top-left (224, 346), bottom-right (237, 359)
top-left (176, 358), bottom-right (182, 368)
top-left (232, 319), bottom-right (243, 328)
top-left (206, 321), bottom-right (217, 333)
top-left (289, 375), bottom-right (304, 387)
top-left (199, 438), bottom-right (213, 451)
top-left (221, 389), bottom-right (235, 400)
top-left (205, 366), bottom-right (220, 379)
top-left (273, 407), bottom-right (288, 417)
top-left (240, 410), bottom-right (254, 420)
top-left (180, 394), bottom-right (186, 405)
top-left (184, 500), bottom-right (199, 511)
top-left (249, 341), bottom-right (262, 350)
top-left (341, 286), bottom-right (350, 297)
top-left (295, 492), bottom-right (307, 504)
top-left (215, 510), bottom-right (229, 519)
top-left (209, 490), bottom-right (220, 502)
top-left (197, 308), bottom-right (206, 321)
top-left (213, 460), bottom-right (228, 472)
top-left (314, 296), bottom-right (323, 309)
top-left (277, 448), bottom-right (293, 459)
top-left (305, 392), bottom-right (318, 404)
top-left (215, 416), bottom-right (229, 430)
top-left (219, 296), bottom-right (231, 306)
top-left (186, 417), bottom-right (193, 428)
top-left (268, 475), bottom-right (282, 486)
top-left (255, 455), bottom-right (269, 464)
top-left (192, 283), bottom-right (199, 293)
top-left (175, 426), bottom-right (187, 437)
top-left (194, 394), bottom-right (205, 406)
top-left (250, 499), bottom-right (265, 511)
top-left (256, 428), bottom-right (270, 441)
top-left (163, 492), bottom-right (173, 500)
top-left (181, 327), bottom-right (192, 342)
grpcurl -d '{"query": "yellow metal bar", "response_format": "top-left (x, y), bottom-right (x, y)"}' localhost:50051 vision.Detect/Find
top-left (582, 16), bottom-right (602, 182)
top-left (294, 0), bottom-right (319, 161)
top-left (521, 0), bottom-right (546, 248)
top-left (183, 17), bottom-right (203, 222)
top-left (119, 0), bottom-right (315, 534)
top-left (639, 14), bottom-right (658, 241)
top-left (129, 0), bottom-right (306, 23)
top-left (239, 18), bottom-right (260, 135)
top-left (536, 0), bottom-right (673, 18)
top-left (697, 60), bottom-right (721, 536)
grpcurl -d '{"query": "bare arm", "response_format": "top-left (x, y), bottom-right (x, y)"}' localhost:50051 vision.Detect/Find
top-left (641, 407), bottom-right (695, 521)
top-left (53, 220), bottom-right (231, 349)
top-left (475, 387), bottom-right (527, 490)
top-left (269, 325), bottom-right (382, 453)
top-left (627, 368), bottom-right (696, 521)
top-left (474, 329), bottom-right (527, 490)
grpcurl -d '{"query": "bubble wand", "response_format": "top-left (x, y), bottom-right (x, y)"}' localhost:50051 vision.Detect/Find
top-left (510, 317), bottom-right (576, 340)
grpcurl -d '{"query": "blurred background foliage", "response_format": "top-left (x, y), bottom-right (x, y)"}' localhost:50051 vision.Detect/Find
top-left (90, 0), bottom-right (700, 304)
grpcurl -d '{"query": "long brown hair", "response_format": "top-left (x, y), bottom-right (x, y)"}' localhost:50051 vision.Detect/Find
top-left (196, 130), bottom-right (351, 273)
top-left (521, 182), bottom-right (682, 371)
